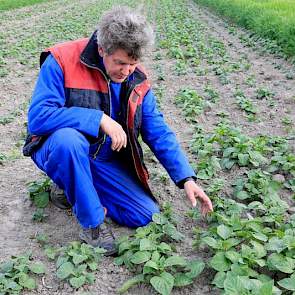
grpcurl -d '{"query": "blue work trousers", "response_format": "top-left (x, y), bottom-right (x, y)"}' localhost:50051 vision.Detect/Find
top-left (32, 128), bottom-right (159, 229)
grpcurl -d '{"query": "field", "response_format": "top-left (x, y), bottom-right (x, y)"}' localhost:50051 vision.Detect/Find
top-left (0, 0), bottom-right (294, 294)
top-left (195, 0), bottom-right (295, 58)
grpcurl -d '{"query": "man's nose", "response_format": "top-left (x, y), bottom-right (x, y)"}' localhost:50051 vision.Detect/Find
top-left (121, 64), bottom-right (130, 76)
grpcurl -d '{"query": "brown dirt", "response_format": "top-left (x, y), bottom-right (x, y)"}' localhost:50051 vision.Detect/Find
top-left (0, 0), bottom-right (294, 294)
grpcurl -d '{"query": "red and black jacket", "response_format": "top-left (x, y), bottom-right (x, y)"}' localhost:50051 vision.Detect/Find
top-left (24, 32), bottom-right (152, 194)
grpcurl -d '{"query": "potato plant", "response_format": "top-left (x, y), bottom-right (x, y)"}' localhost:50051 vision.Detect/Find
top-left (115, 208), bottom-right (205, 294)
top-left (44, 241), bottom-right (106, 289)
top-left (0, 252), bottom-right (46, 294)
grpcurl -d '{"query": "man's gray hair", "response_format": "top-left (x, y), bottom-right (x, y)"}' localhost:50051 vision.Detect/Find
top-left (96, 6), bottom-right (154, 60)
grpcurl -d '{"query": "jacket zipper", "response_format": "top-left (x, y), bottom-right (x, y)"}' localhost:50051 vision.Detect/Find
top-left (80, 60), bottom-right (112, 159)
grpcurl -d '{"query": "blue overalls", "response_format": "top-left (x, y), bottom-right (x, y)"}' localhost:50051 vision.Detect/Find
top-left (29, 55), bottom-right (195, 229)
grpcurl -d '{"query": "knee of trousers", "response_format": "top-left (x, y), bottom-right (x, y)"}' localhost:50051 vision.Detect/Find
top-left (126, 203), bottom-right (160, 228)
top-left (48, 128), bottom-right (90, 157)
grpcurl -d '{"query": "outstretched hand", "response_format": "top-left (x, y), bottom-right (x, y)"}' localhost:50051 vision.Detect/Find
top-left (184, 180), bottom-right (213, 216)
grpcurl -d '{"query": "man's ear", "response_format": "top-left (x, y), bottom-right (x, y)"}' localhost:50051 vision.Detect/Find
top-left (98, 47), bottom-right (104, 57)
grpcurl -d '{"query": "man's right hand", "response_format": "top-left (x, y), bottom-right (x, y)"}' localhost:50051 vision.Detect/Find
top-left (100, 114), bottom-right (127, 151)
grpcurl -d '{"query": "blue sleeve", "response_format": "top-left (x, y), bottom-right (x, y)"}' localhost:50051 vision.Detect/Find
top-left (141, 90), bottom-right (196, 185)
top-left (28, 54), bottom-right (103, 136)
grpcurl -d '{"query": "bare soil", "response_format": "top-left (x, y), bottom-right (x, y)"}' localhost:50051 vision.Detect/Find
top-left (0, 0), bottom-right (294, 294)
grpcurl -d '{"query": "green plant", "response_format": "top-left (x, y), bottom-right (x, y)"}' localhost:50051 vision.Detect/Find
top-left (27, 177), bottom-right (51, 221)
top-left (0, 252), bottom-right (46, 294)
top-left (45, 241), bottom-right (106, 289)
top-left (0, 153), bottom-right (7, 165)
top-left (115, 209), bottom-right (205, 294)
top-left (204, 84), bottom-right (219, 103)
top-left (234, 88), bottom-right (257, 120)
top-left (175, 89), bottom-right (208, 122)
top-left (256, 87), bottom-right (274, 100)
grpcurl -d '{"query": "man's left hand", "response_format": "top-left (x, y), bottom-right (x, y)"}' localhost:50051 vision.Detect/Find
top-left (184, 180), bottom-right (213, 216)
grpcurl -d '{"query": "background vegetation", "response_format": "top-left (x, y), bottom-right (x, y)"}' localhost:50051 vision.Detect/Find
top-left (194, 0), bottom-right (295, 58)
top-left (0, 0), bottom-right (50, 11)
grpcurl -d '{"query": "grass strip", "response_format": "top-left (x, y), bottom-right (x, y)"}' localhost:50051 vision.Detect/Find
top-left (194, 0), bottom-right (295, 58)
top-left (0, 0), bottom-right (52, 11)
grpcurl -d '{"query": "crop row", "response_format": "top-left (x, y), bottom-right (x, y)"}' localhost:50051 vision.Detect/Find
top-left (150, 0), bottom-right (295, 294)
top-left (194, 0), bottom-right (295, 59)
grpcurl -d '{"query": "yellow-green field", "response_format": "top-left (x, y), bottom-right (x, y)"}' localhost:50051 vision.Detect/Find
top-left (0, 0), bottom-right (50, 11)
top-left (195, 0), bottom-right (295, 57)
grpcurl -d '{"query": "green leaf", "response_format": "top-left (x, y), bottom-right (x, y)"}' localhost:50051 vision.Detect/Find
top-left (33, 191), bottom-right (49, 208)
top-left (256, 280), bottom-right (274, 295)
top-left (29, 262), bottom-right (46, 274)
top-left (143, 260), bottom-right (159, 274)
top-left (202, 237), bottom-right (219, 249)
top-left (22, 277), bottom-right (36, 290)
top-left (87, 261), bottom-right (98, 271)
top-left (252, 232), bottom-right (268, 242)
top-left (197, 169), bottom-right (210, 180)
top-left (118, 274), bottom-right (145, 293)
top-left (212, 271), bottom-right (226, 288)
top-left (266, 237), bottom-right (286, 253)
top-left (222, 238), bottom-right (241, 250)
top-left (18, 273), bottom-right (36, 290)
top-left (278, 274), bottom-right (295, 291)
top-left (225, 251), bottom-right (241, 264)
top-left (130, 251), bottom-right (151, 265)
top-left (186, 259), bottom-right (205, 279)
top-left (152, 213), bottom-right (168, 225)
top-left (56, 261), bottom-right (74, 279)
top-left (118, 240), bottom-right (131, 255)
top-left (0, 261), bottom-right (14, 273)
top-left (152, 251), bottom-right (161, 262)
top-left (144, 260), bottom-right (159, 269)
top-left (236, 190), bottom-right (249, 200)
top-left (217, 225), bottom-right (232, 240)
top-left (44, 247), bottom-right (57, 260)
top-left (72, 254), bottom-right (88, 265)
top-left (76, 264), bottom-right (87, 273)
top-left (56, 256), bottom-right (68, 268)
top-left (85, 272), bottom-right (95, 284)
top-left (224, 274), bottom-right (246, 294)
top-left (251, 241), bottom-right (266, 258)
top-left (238, 154), bottom-right (249, 166)
top-left (158, 243), bottom-right (172, 253)
top-left (174, 273), bottom-right (193, 287)
top-left (140, 238), bottom-right (156, 251)
top-left (267, 253), bottom-right (295, 274)
top-left (164, 256), bottom-right (187, 268)
top-left (114, 256), bottom-right (124, 266)
top-left (210, 252), bottom-right (231, 272)
top-left (221, 158), bottom-right (235, 169)
top-left (69, 275), bottom-right (86, 289)
top-left (162, 224), bottom-right (184, 241)
top-left (150, 272), bottom-right (174, 295)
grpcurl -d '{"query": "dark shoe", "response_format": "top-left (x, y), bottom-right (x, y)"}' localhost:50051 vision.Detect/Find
top-left (79, 223), bottom-right (117, 256)
top-left (50, 183), bottom-right (71, 210)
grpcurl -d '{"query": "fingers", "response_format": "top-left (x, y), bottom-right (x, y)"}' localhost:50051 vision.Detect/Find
top-left (100, 115), bottom-right (127, 151)
top-left (185, 182), bottom-right (213, 216)
top-left (197, 192), bottom-right (213, 216)
top-left (111, 131), bottom-right (127, 151)
top-left (187, 193), bottom-right (197, 207)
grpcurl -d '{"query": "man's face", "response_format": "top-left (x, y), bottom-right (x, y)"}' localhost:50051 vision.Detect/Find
top-left (98, 48), bottom-right (139, 83)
